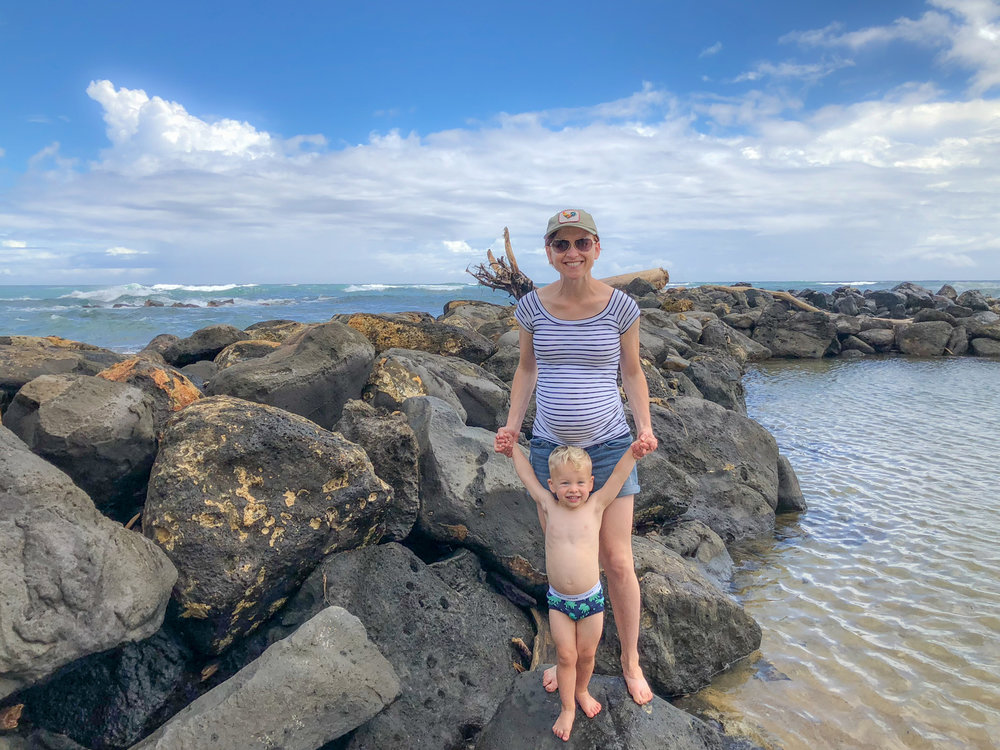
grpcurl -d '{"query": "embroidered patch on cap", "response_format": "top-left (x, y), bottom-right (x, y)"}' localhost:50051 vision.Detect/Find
top-left (557, 210), bottom-right (580, 224)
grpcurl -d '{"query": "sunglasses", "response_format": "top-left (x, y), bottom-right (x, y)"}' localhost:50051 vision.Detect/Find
top-left (548, 237), bottom-right (596, 253)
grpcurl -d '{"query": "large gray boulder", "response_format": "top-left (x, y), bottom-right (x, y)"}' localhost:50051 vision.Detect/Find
top-left (130, 607), bottom-right (400, 750)
top-left (0, 426), bottom-right (176, 700)
top-left (206, 321), bottom-right (375, 430)
top-left (895, 320), bottom-right (954, 356)
top-left (335, 399), bottom-right (420, 542)
top-left (698, 319), bottom-right (771, 365)
top-left (437, 300), bottom-right (518, 341)
top-left (401, 396), bottom-right (546, 593)
top-left (4, 374), bottom-right (158, 522)
top-left (143, 396), bottom-right (391, 654)
top-left (857, 327), bottom-right (896, 352)
top-left (651, 398), bottom-right (780, 542)
top-left (776, 454), bottom-right (807, 513)
top-left (650, 523), bottom-right (734, 587)
top-left (0, 336), bottom-right (124, 415)
top-left (475, 672), bottom-right (727, 750)
top-left (161, 325), bottom-right (249, 368)
top-left (751, 308), bottom-right (836, 358)
top-left (684, 353), bottom-right (747, 414)
top-left (596, 536), bottom-right (762, 697)
top-left (96, 357), bottom-right (203, 433)
top-left (267, 544), bottom-right (534, 750)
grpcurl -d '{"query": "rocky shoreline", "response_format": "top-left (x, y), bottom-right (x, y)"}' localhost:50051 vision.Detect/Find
top-left (1, 281), bottom-right (996, 750)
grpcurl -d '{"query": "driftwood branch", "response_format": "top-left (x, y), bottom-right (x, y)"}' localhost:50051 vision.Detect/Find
top-left (467, 227), bottom-right (536, 300)
top-left (703, 285), bottom-right (825, 313)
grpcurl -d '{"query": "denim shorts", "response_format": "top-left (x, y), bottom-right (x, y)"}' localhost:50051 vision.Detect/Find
top-left (528, 433), bottom-right (640, 498)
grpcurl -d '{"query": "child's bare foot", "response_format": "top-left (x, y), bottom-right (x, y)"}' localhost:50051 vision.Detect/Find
top-left (552, 707), bottom-right (575, 741)
top-left (542, 665), bottom-right (558, 693)
top-left (576, 690), bottom-right (602, 718)
top-left (624, 668), bottom-right (654, 705)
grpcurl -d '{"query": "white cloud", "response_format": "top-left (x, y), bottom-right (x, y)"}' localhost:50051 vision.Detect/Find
top-left (442, 240), bottom-right (475, 254)
top-left (732, 58), bottom-right (855, 83)
top-left (700, 42), bottom-right (723, 58)
top-left (105, 246), bottom-right (148, 256)
top-left (2, 240), bottom-right (27, 248)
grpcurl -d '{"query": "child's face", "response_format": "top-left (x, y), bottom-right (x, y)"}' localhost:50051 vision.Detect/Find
top-left (547, 463), bottom-right (595, 509)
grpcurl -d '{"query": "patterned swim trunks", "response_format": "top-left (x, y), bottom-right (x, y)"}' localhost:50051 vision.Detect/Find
top-left (546, 581), bottom-right (605, 621)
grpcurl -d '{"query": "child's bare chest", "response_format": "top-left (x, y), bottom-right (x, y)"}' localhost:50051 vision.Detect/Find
top-left (546, 506), bottom-right (602, 545)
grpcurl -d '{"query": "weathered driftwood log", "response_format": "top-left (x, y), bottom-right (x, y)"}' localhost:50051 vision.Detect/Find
top-left (467, 228), bottom-right (536, 300)
top-left (469, 229), bottom-right (669, 299)
top-left (600, 267), bottom-right (670, 290)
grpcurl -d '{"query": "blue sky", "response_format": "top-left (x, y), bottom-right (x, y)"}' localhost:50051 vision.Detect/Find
top-left (2, 0), bottom-right (999, 284)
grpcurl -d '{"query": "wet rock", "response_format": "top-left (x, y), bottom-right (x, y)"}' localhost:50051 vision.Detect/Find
top-left (130, 607), bottom-right (399, 750)
top-left (161, 325), bottom-right (249, 368)
top-left (242, 319), bottom-right (307, 343)
top-left (272, 543), bottom-right (533, 750)
top-left (401, 396), bottom-right (546, 593)
top-left (0, 426), bottom-right (176, 700)
top-left (596, 536), bottom-right (762, 697)
top-left (937, 284), bottom-right (958, 300)
top-left (776, 454), bottom-right (807, 513)
top-left (892, 282), bottom-right (935, 310)
top-left (206, 322), bottom-right (375, 430)
top-left (97, 357), bottom-right (202, 433)
top-left (651, 522), bottom-right (734, 586)
top-left (476, 672), bottom-right (728, 750)
top-left (365, 347), bottom-right (510, 430)
top-left (335, 399), bottom-right (420, 542)
top-left (143, 396), bottom-right (391, 655)
top-left (895, 321), bottom-right (953, 356)
top-left (698, 320), bottom-right (771, 365)
top-left (9, 624), bottom-right (194, 750)
top-left (212, 339), bottom-right (280, 369)
top-left (839, 335), bottom-right (876, 355)
top-left (946, 326), bottom-right (969, 356)
top-left (4, 374), bottom-right (157, 522)
top-left (970, 337), bottom-right (1000, 356)
top-left (0, 336), bottom-right (125, 415)
top-left (685, 353), bottom-right (747, 414)
top-left (336, 311), bottom-right (496, 364)
top-left (857, 328), bottom-right (896, 352)
top-left (438, 300), bottom-right (518, 341)
top-left (751, 308), bottom-right (836, 358)
top-left (176, 360), bottom-right (217, 391)
top-left (651, 398), bottom-right (779, 542)
top-left (956, 289), bottom-right (990, 311)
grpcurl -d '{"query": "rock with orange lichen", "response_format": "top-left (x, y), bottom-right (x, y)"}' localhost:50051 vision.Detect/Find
top-left (97, 357), bottom-right (202, 431)
top-left (212, 339), bottom-right (281, 370)
top-left (143, 395), bottom-right (391, 655)
top-left (0, 335), bottom-right (124, 415)
top-left (335, 311), bottom-right (496, 364)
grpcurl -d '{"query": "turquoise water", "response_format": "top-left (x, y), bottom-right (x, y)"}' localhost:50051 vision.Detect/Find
top-left (688, 357), bottom-right (1000, 750)
top-left (2, 280), bottom-right (997, 352)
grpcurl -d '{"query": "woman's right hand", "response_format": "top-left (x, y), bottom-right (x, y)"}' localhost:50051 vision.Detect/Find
top-left (494, 426), bottom-right (518, 456)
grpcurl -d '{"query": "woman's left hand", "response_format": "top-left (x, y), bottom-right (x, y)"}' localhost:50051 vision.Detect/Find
top-left (636, 428), bottom-right (658, 454)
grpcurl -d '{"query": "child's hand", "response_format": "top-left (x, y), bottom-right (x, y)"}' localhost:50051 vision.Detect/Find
top-left (631, 438), bottom-right (654, 459)
top-left (494, 428), bottom-right (516, 457)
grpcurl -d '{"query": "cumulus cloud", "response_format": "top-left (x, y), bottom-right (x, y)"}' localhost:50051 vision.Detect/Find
top-left (4, 5), bottom-right (1000, 287)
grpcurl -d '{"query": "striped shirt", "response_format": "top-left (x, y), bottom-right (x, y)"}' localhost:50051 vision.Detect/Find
top-left (516, 289), bottom-right (640, 447)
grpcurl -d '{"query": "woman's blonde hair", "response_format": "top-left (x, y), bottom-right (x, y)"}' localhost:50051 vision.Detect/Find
top-left (548, 445), bottom-right (591, 474)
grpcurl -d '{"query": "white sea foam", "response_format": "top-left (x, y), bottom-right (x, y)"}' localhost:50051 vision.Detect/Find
top-left (151, 283), bottom-right (257, 292)
top-left (345, 283), bottom-right (469, 293)
top-left (816, 281), bottom-right (878, 286)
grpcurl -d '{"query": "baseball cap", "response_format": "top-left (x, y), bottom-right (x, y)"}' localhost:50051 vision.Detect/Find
top-left (544, 209), bottom-right (598, 240)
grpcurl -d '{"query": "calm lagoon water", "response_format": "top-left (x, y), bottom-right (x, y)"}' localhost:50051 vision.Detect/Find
top-left (682, 357), bottom-right (1000, 750)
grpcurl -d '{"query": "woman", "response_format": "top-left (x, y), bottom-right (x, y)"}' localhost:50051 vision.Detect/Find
top-left (494, 208), bottom-right (657, 705)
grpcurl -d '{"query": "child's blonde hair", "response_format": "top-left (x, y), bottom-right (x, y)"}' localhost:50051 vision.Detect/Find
top-left (548, 445), bottom-right (591, 474)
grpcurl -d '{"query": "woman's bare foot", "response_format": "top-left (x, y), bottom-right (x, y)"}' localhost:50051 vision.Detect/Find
top-left (552, 707), bottom-right (575, 741)
top-left (624, 668), bottom-right (654, 705)
top-left (542, 665), bottom-right (558, 693)
top-left (576, 690), bottom-right (602, 718)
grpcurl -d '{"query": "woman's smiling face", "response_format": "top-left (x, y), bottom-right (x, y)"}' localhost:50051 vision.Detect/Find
top-left (546, 227), bottom-right (600, 277)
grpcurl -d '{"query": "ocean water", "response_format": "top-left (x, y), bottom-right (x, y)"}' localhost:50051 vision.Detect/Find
top-left (1, 279), bottom-right (997, 353)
